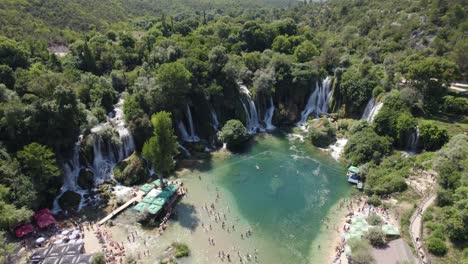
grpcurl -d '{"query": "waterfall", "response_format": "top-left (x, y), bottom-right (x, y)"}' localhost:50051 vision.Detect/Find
top-left (264, 96), bottom-right (276, 130)
top-left (361, 97), bottom-right (383, 122)
top-left (53, 98), bottom-right (136, 212)
top-left (52, 136), bottom-right (87, 213)
top-left (406, 127), bottom-right (419, 155)
top-left (90, 98), bottom-right (136, 184)
top-left (239, 83), bottom-right (261, 134)
top-left (178, 143), bottom-right (191, 157)
top-left (210, 107), bottom-right (220, 130)
top-left (178, 105), bottom-right (200, 142)
top-left (296, 77), bottom-right (332, 126)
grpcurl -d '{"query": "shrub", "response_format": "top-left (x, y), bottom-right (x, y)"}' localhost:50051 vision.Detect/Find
top-left (367, 195), bottom-right (382, 207)
top-left (92, 253), bottom-right (106, 264)
top-left (344, 127), bottom-right (392, 165)
top-left (365, 227), bottom-right (385, 247)
top-left (367, 212), bottom-right (383, 226)
top-left (427, 237), bottom-right (448, 256)
top-left (220, 119), bottom-right (249, 149)
top-left (419, 122), bottom-right (449, 151)
top-left (442, 95), bottom-right (468, 115)
top-left (307, 117), bottom-right (336, 147)
top-left (173, 242), bottom-right (190, 258)
top-left (348, 238), bottom-right (376, 263)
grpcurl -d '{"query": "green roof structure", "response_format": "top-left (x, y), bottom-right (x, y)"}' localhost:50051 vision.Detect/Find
top-left (139, 183), bottom-right (154, 194)
top-left (348, 166), bottom-right (360, 174)
top-left (147, 204), bottom-right (162, 215)
top-left (157, 190), bottom-right (173, 199)
top-left (141, 195), bottom-right (155, 204)
top-left (152, 197), bottom-right (167, 206)
top-left (351, 216), bottom-right (367, 224)
top-left (133, 202), bottom-right (150, 212)
top-left (152, 179), bottom-right (168, 187)
top-left (165, 184), bottom-right (180, 194)
top-left (382, 224), bottom-right (400, 236)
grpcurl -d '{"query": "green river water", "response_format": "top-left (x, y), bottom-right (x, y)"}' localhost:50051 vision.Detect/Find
top-left (118, 132), bottom-right (351, 264)
top-left (189, 132), bottom-right (350, 263)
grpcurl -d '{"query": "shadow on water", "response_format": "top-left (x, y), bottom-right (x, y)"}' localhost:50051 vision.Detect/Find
top-left (172, 202), bottom-right (200, 231)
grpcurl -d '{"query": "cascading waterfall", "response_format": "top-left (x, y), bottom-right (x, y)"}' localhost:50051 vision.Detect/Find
top-left (264, 96), bottom-right (276, 130)
top-left (52, 136), bottom-right (87, 213)
top-left (406, 127), bottom-right (419, 155)
top-left (361, 97), bottom-right (383, 122)
top-left (91, 98), bottom-right (136, 184)
top-left (210, 107), bottom-right (220, 130)
top-left (239, 83), bottom-right (261, 134)
top-left (296, 77), bottom-right (332, 126)
top-left (53, 98), bottom-right (136, 212)
top-left (178, 143), bottom-right (191, 157)
top-left (178, 105), bottom-right (200, 142)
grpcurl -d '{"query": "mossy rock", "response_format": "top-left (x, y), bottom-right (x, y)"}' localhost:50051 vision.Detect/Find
top-left (307, 117), bottom-right (336, 148)
top-left (79, 134), bottom-right (95, 167)
top-left (78, 168), bottom-right (94, 189)
top-left (58, 191), bottom-right (81, 211)
top-left (113, 151), bottom-right (149, 186)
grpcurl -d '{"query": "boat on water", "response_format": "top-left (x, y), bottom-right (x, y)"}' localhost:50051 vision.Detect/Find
top-left (347, 166), bottom-right (361, 184)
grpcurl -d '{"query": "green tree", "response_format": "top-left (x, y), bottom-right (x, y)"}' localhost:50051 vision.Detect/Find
top-left (0, 36), bottom-right (29, 69)
top-left (294, 41), bottom-right (319, 63)
top-left (220, 120), bottom-right (249, 149)
top-left (0, 65), bottom-right (15, 89)
top-left (419, 122), bottom-right (449, 151)
top-left (344, 127), bottom-right (392, 165)
top-left (0, 185), bottom-right (32, 229)
top-left (272, 35), bottom-right (293, 54)
top-left (142, 112), bottom-right (178, 188)
top-left (92, 252), bottom-right (106, 264)
top-left (0, 231), bottom-right (16, 263)
top-left (16, 143), bottom-right (61, 207)
top-left (427, 237), bottom-right (448, 256)
top-left (155, 62), bottom-right (192, 110)
top-left (365, 227), bottom-right (385, 247)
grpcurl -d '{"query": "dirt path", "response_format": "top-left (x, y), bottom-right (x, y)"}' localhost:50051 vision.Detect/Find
top-left (409, 194), bottom-right (437, 264)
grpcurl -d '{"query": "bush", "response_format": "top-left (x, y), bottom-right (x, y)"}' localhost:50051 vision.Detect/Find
top-left (92, 253), bottom-right (106, 264)
top-left (348, 238), bottom-right (376, 264)
top-left (172, 242), bottom-right (190, 258)
top-left (365, 227), bottom-right (385, 247)
top-left (307, 117), bottom-right (336, 147)
top-left (220, 119), bottom-right (249, 149)
top-left (344, 127), bottom-right (392, 165)
top-left (367, 212), bottom-right (383, 226)
top-left (113, 152), bottom-right (149, 186)
top-left (427, 237), bottom-right (448, 256)
top-left (419, 122), bottom-right (449, 151)
top-left (442, 95), bottom-right (468, 115)
top-left (367, 195), bottom-right (382, 207)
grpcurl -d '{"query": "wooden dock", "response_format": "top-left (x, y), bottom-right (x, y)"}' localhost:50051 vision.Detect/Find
top-left (98, 190), bottom-right (145, 226)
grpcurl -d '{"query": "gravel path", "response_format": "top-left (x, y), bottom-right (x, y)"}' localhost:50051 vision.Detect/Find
top-left (409, 194), bottom-right (437, 264)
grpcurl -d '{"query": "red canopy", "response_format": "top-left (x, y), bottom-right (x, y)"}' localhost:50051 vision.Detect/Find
top-left (15, 224), bottom-right (34, 238)
top-left (34, 208), bottom-right (57, 228)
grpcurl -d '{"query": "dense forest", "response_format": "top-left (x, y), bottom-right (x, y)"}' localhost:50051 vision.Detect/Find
top-left (0, 0), bottom-right (467, 262)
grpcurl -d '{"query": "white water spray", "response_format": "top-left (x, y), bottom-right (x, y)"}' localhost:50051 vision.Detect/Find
top-left (239, 83), bottom-right (261, 134)
top-left (264, 96), bottom-right (276, 130)
top-left (296, 77), bottom-right (332, 126)
top-left (361, 97), bottom-right (383, 122)
top-left (178, 105), bottom-right (200, 142)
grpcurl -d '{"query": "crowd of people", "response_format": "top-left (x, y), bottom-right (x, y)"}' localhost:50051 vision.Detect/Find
top-left (197, 175), bottom-right (260, 263)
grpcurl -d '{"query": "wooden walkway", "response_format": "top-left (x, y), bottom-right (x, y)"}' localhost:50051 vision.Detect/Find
top-left (98, 190), bottom-right (145, 226)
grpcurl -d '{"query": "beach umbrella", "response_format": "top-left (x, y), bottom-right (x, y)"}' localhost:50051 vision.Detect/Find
top-left (35, 237), bottom-right (45, 244)
top-left (71, 230), bottom-right (80, 236)
top-left (61, 230), bottom-right (69, 235)
top-left (69, 239), bottom-right (76, 244)
top-left (69, 234), bottom-right (77, 240)
top-left (54, 239), bottom-right (63, 244)
top-left (76, 239), bottom-right (83, 244)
